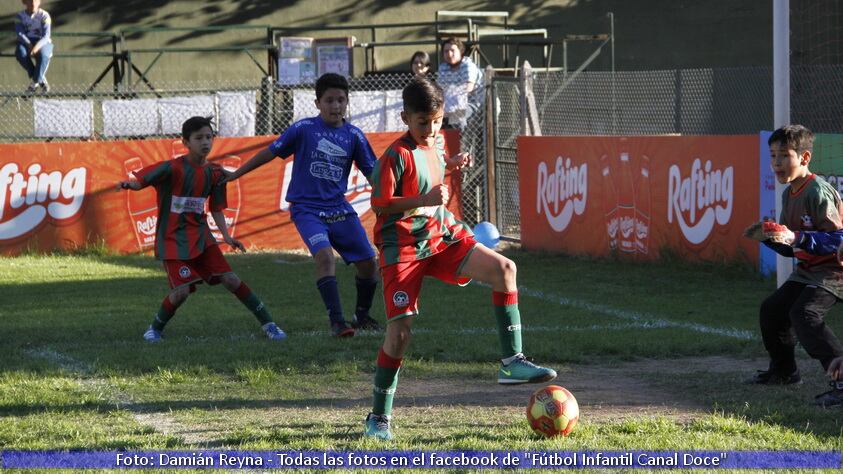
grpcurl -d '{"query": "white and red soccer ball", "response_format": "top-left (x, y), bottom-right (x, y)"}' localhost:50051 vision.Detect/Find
top-left (526, 385), bottom-right (579, 437)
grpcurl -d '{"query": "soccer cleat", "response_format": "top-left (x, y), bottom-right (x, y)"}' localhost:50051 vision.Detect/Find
top-left (813, 381), bottom-right (843, 407)
top-left (26, 82), bottom-right (37, 94)
top-left (744, 369), bottom-right (802, 385)
top-left (331, 321), bottom-right (355, 338)
top-left (39, 81), bottom-right (50, 93)
top-left (262, 322), bottom-right (287, 341)
top-left (143, 326), bottom-right (163, 343)
top-left (352, 314), bottom-right (381, 331)
top-left (498, 353), bottom-right (557, 384)
top-left (364, 412), bottom-right (393, 440)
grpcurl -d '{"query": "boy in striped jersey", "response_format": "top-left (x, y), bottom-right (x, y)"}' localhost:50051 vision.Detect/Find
top-left (746, 223), bottom-right (843, 406)
top-left (744, 125), bottom-right (843, 405)
top-left (118, 116), bottom-right (286, 343)
top-left (363, 77), bottom-right (556, 440)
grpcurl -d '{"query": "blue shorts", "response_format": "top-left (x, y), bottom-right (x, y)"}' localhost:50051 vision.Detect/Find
top-left (290, 204), bottom-right (376, 264)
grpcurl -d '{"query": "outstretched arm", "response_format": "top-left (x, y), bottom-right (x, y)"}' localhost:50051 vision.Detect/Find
top-left (223, 148), bottom-right (276, 182)
top-left (116, 180), bottom-right (143, 191)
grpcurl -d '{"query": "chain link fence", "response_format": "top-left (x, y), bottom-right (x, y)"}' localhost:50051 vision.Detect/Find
top-left (0, 72), bottom-right (488, 226)
top-left (491, 66), bottom-right (778, 239)
top-left (791, 65), bottom-right (843, 134)
top-left (9, 65), bottom-right (843, 240)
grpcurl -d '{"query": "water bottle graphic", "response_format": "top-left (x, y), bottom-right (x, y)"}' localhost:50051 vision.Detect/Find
top-left (124, 157), bottom-right (158, 250)
top-left (207, 155), bottom-right (241, 241)
top-left (617, 152), bottom-right (636, 254)
top-left (634, 155), bottom-right (651, 255)
top-left (600, 154), bottom-right (619, 251)
top-left (171, 140), bottom-right (188, 159)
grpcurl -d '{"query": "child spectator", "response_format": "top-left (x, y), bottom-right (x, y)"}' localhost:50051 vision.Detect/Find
top-left (15, 0), bottom-right (53, 93)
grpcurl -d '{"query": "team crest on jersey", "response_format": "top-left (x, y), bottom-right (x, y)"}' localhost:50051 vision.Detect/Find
top-left (392, 291), bottom-right (409, 307)
top-left (801, 214), bottom-right (814, 229)
top-left (316, 138), bottom-right (346, 157)
top-left (178, 266), bottom-right (191, 278)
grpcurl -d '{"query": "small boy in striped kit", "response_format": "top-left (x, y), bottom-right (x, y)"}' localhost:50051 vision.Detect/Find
top-left (118, 116), bottom-right (286, 343)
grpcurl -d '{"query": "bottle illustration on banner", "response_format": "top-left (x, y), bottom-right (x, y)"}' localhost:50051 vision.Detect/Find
top-left (207, 155), bottom-right (241, 242)
top-left (617, 152), bottom-right (636, 253)
top-left (124, 157), bottom-right (157, 251)
top-left (600, 154), bottom-right (619, 251)
top-left (171, 140), bottom-right (188, 159)
top-left (634, 155), bottom-right (651, 255)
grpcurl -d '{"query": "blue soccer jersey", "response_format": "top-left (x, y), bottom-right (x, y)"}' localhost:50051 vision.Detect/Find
top-left (268, 116), bottom-right (376, 210)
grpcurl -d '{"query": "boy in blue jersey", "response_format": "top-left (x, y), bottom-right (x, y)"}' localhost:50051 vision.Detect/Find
top-left (224, 73), bottom-right (380, 337)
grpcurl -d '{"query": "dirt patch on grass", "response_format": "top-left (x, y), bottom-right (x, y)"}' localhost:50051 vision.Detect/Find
top-left (395, 356), bottom-right (769, 422)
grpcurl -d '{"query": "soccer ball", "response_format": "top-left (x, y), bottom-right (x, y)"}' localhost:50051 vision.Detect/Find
top-left (526, 385), bottom-right (579, 437)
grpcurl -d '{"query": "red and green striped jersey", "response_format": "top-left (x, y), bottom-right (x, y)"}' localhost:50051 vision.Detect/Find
top-left (780, 173), bottom-right (843, 298)
top-left (133, 156), bottom-right (227, 260)
top-left (371, 133), bottom-right (473, 265)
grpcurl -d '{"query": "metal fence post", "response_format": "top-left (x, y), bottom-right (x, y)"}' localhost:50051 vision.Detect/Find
top-left (259, 75), bottom-right (275, 136)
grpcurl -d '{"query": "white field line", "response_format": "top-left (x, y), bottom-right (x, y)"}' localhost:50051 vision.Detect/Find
top-left (170, 321), bottom-right (667, 341)
top-left (23, 348), bottom-right (93, 374)
top-left (496, 283), bottom-right (754, 341)
top-left (23, 347), bottom-right (206, 446)
top-left (273, 255), bottom-right (751, 339)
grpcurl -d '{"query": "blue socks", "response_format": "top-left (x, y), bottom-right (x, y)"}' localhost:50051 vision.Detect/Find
top-left (355, 276), bottom-right (378, 318)
top-left (317, 276), bottom-right (344, 325)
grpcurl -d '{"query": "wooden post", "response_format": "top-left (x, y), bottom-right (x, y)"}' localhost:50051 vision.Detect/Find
top-left (521, 61), bottom-right (541, 136)
top-left (485, 65), bottom-right (497, 226)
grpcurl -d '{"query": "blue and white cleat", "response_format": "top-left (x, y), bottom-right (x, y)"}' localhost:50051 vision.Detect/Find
top-left (143, 326), bottom-right (163, 343)
top-left (364, 412), bottom-right (393, 440)
top-left (262, 322), bottom-right (287, 341)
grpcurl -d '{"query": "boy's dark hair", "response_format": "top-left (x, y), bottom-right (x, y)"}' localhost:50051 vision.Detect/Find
top-left (181, 116), bottom-right (214, 140)
top-left (441, 36), bottom-right (465, 55)
top-left (768, 124), bottom-right (814, 154)
top-left (315, 73), bottom-right (349, 100)
top-left (402, 77), bottom-right (444, 114)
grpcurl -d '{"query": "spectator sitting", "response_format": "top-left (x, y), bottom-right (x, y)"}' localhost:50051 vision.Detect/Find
top-left (437, 37), bottom-right (484, 129)
top-left (410, 51), bottom-right (431, 78)
top-left (15, 0), bottom-right (53, 93)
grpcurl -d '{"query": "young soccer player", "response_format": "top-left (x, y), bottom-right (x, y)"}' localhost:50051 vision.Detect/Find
top-left (743, 125), bottom-right (843, 407)
top-left (223, 73), bottom-right (381, 337)
top-left (363, 77), bottom-right (557, 440)
top-left (745, 220), bottom-right (843, 407)
top-left (118, 116), bottom-right (286, 343)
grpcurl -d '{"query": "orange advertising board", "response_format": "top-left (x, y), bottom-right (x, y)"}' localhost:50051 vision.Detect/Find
top-left (517, 135), bottom-right (760, 262)
top-left (0, 131), bottom-right (462, 255)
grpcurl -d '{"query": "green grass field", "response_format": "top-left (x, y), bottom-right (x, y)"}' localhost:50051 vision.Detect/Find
top-left (2, 248), bottom-right (843, 459)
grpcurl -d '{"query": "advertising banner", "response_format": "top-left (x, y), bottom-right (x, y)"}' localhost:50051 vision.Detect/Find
top-left (518, 135), bottom-right (760, 263)
top-left (0, 131), bottom-right (462, 255)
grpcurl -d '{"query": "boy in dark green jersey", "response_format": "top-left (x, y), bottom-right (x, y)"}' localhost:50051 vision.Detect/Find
top-left (118, 116), bottom-right (287, 343)
top-left (362, 77), bottom-right (557, 440)
top-left (744, 125), bottom-right (843, 407)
